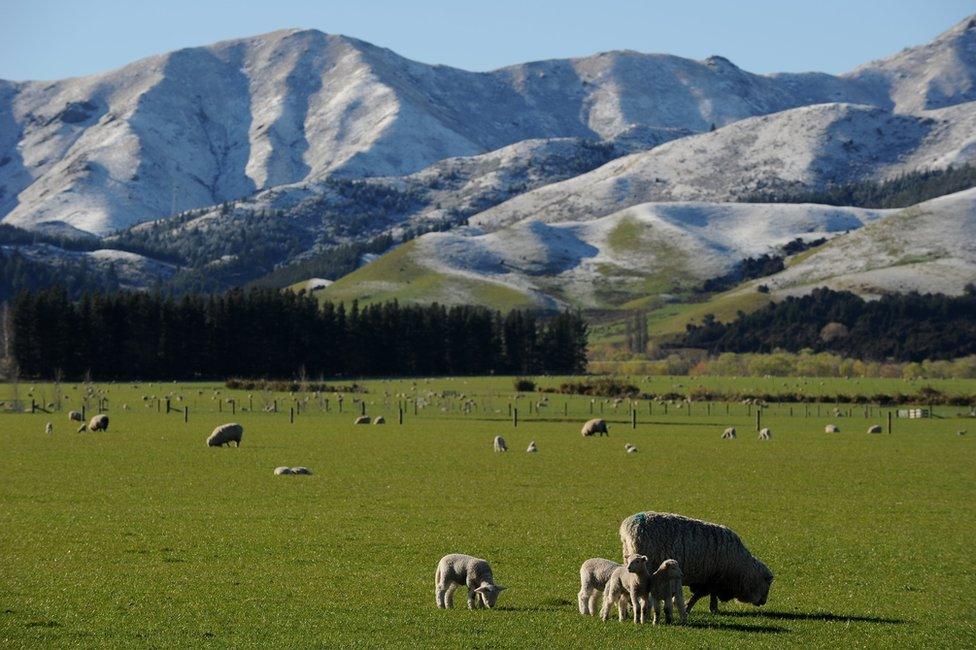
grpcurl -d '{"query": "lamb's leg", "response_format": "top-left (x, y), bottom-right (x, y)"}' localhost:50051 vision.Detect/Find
top-left (445, 584), bottom-right (457, 608)
top-left (467, 589), bottom-right (479, 610)
top-left (588, 593), bottom-right (599, 616)
top-left (674, 589), bottom-right (687, 624)
top-left (652, 598), bottom-right (661, 625)
top-left (709, 593), bottom-right (719, 613)
top-left (618, 597), bottom-right (628, 622)
top-left (631, 592), bottom-right (641, 623)
top-left (599, 594), bottom-right (613, 621)
top-left (578, 587), bottom-right (589, 615)
top-left (664, 594), bottom-right (673, 624)
top-left (435, 568), bottom-right (445, 608)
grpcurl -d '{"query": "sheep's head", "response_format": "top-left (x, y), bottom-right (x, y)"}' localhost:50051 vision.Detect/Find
top-left (741, 558), bottom-right (774, 606)
top-left (474, 584), bottom-right (507, 609)
top-left (653, 559), bottom-right (682, 581)
top-left (625, 554), bottom-right (648, 574)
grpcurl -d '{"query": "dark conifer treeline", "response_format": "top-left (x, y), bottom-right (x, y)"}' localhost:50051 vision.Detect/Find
top-left (9, 288), bottom-right (588, 379)
top-left (677, 287), bottom-right (976, 362)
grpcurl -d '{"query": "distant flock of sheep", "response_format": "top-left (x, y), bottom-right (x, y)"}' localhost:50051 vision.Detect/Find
top-left (436, 510), bottom-right (773, 626)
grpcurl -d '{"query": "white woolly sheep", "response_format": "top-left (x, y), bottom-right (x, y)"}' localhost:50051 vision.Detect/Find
top-left (648, 559), bottom-right (687, 625)
top-left (435, 553), bottom-right (507, 609)
top-left (274, 466), bottom-right (293, 475)
top-left (89, 414), bottom-right (109, 432)
top-left (581, 418), bottom-right (609, 437)
top-left (68, 410), bottom-right (83, 422)
top-left (353, 416), bottom-right (370, 425)
top-left (493, 436), bottom-right (508, 452)
top-left (578, 558), bottom-right (621, 615)
top-left (620, 511), bottom-right (773, 614)
top-left (867, 425), bottom-right (883, 434)
top-left (373, 416), bottom-right (385, 425)
top-left (825, 424), bottom-right (840, 433)
top-left (526, 441), bottom-right (538, 453)
top-left (45, 422), bottom-right (53, 434)
top-left (625, 443), bottom-right (638, 453)
top-left (600, 554), bottom-right (651, 623)
top-left (722, 427), bottom-right (737, 440)
top-left (207, 423), bottom-right (243, 447)
top-left (758, 427), bottom-right (771, 440)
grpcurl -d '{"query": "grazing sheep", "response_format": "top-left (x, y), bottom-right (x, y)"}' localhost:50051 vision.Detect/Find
top-left (89, 414), bottom-right (109, 432)
top-left (758, 427), bottom-right (772, 440)
top-left (581, 418), bottom-right (609, 437)
top-left (68, 411), bottom-right (83, 422)
top-left (434, 553), bottom-right (507, 609)
top-left (274, 466), bottom-right (294, 475)
top-left (76, 424), bottom-right (87, 433)
top-left (207, 423), bottom-right (243, 447)
top-left (867, 425), bottom-right (883, 434)
top-left (619, 511), bottom-right (773, 614)
top-left (578, 558), bottom-right (621, 615)
top-left (648, 559), bottom-right (687, 625)
top-left (353, 416), bottom-right (370, 425)
top-left (825, 424), bottom-right (840, 433)
top-left (600, 554), bottom-right (651, 623)
top-left (625, 443), bottom-right (638, 454)
top-left (526, 441), bottom-right (538, 453)
top-left (958, 430), bottom-right (967, 436)
top-left (493, 435), bottom-right (508, 452)
top-left (373, 416), bottom-right (385, 425)
top-left (722, 427), bottom-right (737, 440)
top-left (45, 422), bottom-right (53, 434)
top-left (291, 466), bottom-right (312, 475)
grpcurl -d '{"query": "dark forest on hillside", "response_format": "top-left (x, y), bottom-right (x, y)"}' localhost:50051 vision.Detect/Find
top-left (9, 288), bottom-right (588, 380)
top-left (677, 287), bottom-right (976, 362)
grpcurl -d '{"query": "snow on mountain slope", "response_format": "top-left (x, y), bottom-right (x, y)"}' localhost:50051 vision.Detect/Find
top-left (469, 102), bottom-right (976, 232)
top-left (3, 15), bottom-right (974, 235)
top-left (1, 244), bottom-right (177, 290)
top-left (753, 187), bottom-right (976, 298)
top-left (322, 200), bottom-right (890, 309)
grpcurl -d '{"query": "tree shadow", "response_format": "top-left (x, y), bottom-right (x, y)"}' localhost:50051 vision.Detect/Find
top-left (721, 610), bottom-right (905, 625)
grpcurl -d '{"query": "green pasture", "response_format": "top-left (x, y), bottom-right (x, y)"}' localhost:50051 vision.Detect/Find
top-left (1, 378), bottom-right (974, 647)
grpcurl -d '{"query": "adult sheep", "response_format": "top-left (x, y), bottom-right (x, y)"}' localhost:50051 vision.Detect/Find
top-left (68, 411), bottom-right (83, 422)
top-left (619, 511), bottom-right (773, 614)
top-left (89, 414), bottom-right (109, 432)
top-left (353, 416), bottom-right (370, 425)
top-left (825, 424), bottom-right (840, 433)
top-left (207, 423), bottom-right (243, 447)
top-left (581, 418), bottom-right (609, 437)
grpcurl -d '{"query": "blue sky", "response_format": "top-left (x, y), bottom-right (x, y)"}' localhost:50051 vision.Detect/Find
top-left (1, 0), bottom-right (972, 81)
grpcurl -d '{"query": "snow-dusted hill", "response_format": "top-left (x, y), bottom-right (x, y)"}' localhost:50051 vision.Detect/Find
top-left (470, 101), bottom-right (976, 231)
top-left (3, 15), bottom-right (975, 235)
top-left (322, 200), bottom-right (892, 309)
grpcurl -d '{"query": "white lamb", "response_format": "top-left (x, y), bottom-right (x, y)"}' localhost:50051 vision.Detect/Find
top-left (493, 436), bottom-right (508, 452)
top-left (648, 559), bottom-right (687, 625)
top-left (435, 553), bottom-right (507, 609)
top-left (601, 554), bottom-right (651, 623)
top-left (526, 441), bottom-right (538, 453)
top-left (45, 422), bottom-right (53, 434)
top-left (578, 558), bottom-right (621, 615)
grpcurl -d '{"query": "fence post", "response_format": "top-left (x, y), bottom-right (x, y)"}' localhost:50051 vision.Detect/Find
top-left (290, 407), bottom-right (294, 424)
top-left (631, 408), bottom-right (636, 429)
top-left (513, 408), bottom-right (518, 428)
top-left (360, 401), bottom-right (365, 417)
top-left (756, 409), bottom-right (761, 432)
top-left (398, 405), bottom-right (403, 425)
top-left (887, 411), bottom-right (892, 435)
top-left (183, 407), bottom-right (188, 423)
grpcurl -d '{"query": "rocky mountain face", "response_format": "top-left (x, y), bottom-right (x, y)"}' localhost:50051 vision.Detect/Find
top-left (1, 14), bottom-right (974, 303)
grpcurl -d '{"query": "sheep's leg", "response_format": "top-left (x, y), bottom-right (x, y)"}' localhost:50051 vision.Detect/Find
top-left (674, 589), bottom-right (687, 624)
top-left (709, 594), bottom-right (719, 613)
top-left (664, 595), bottom-right (673, 624)
top-left (589, 594), bottom-right (600, 616)
top-left (685, 590), bottom-right (703, 613)
top-left (578, 587), bottom-right (588, 615)
top-left (630, 592), bottom-right (640, 623)
top-left (617, 597), bottom-right (628, 622)
top-left (445, 584), bottom-right (457, 608)
top-left (599, 594), bottom-right (613, 621)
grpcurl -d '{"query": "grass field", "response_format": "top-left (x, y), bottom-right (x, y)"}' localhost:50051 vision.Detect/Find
top-left (1, 377), bottom-right (975, 648)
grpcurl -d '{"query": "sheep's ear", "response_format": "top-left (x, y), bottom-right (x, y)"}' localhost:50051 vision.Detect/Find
top-left (473, 586), bottom-right (488, 594)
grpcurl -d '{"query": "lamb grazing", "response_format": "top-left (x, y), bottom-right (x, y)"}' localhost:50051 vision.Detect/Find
top-left (493, 435), bottom-right (508, 452)
top-left (867, 424), bottom-right (883, 434)
top-left (648, 559), bottom-right (687, 625)
top-left (45, 422), bottom-right (53, 434)
top-left (581, 418), bottom-right (609, 437)
top-left (958, 430), bottom-right (967, 436)
top-left (526, 440), bottom-right (538, 453)
top-left (291, 466), bottom-right (312, 475)
top-left (68, 411), bottom-right (83, 422)
top-left (207, 423), bottom-right (243, 447)
top-left (89, 414), bottom-right (109, 432)
top-left (353, 415), bottom-right (370, 425)
top-left (620, 511), bottom-right (773, 614)
top-left (625, 443), bottom-right (638, 453)
top-left (600, 554), bottom-right (651, 623)
top-left (722, 427), bottom-right (737, 439)
top-left (758, 427), bottom-right (772, 440)
top-left (274, 466), bottom-right (294, 475)
top-left (434, 553), bottom-right (506, 609)
top-left (578, 558), bottom-right (621, 615)
top-left (373, 416), bottom-right (385, 425)
top-left (825, 424), bottom-right (840, 433)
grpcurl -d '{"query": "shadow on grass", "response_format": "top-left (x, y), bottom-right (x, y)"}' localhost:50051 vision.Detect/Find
top-left (686, 620), bottom-right (787, 634)
top-left (721, 610), bottom-right (905, 625)
top-left (498, 598), bottom-right (576, 613)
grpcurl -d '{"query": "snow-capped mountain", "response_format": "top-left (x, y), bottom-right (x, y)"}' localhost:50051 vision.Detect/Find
top-left (2, 15), bottom-right (975, 235)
